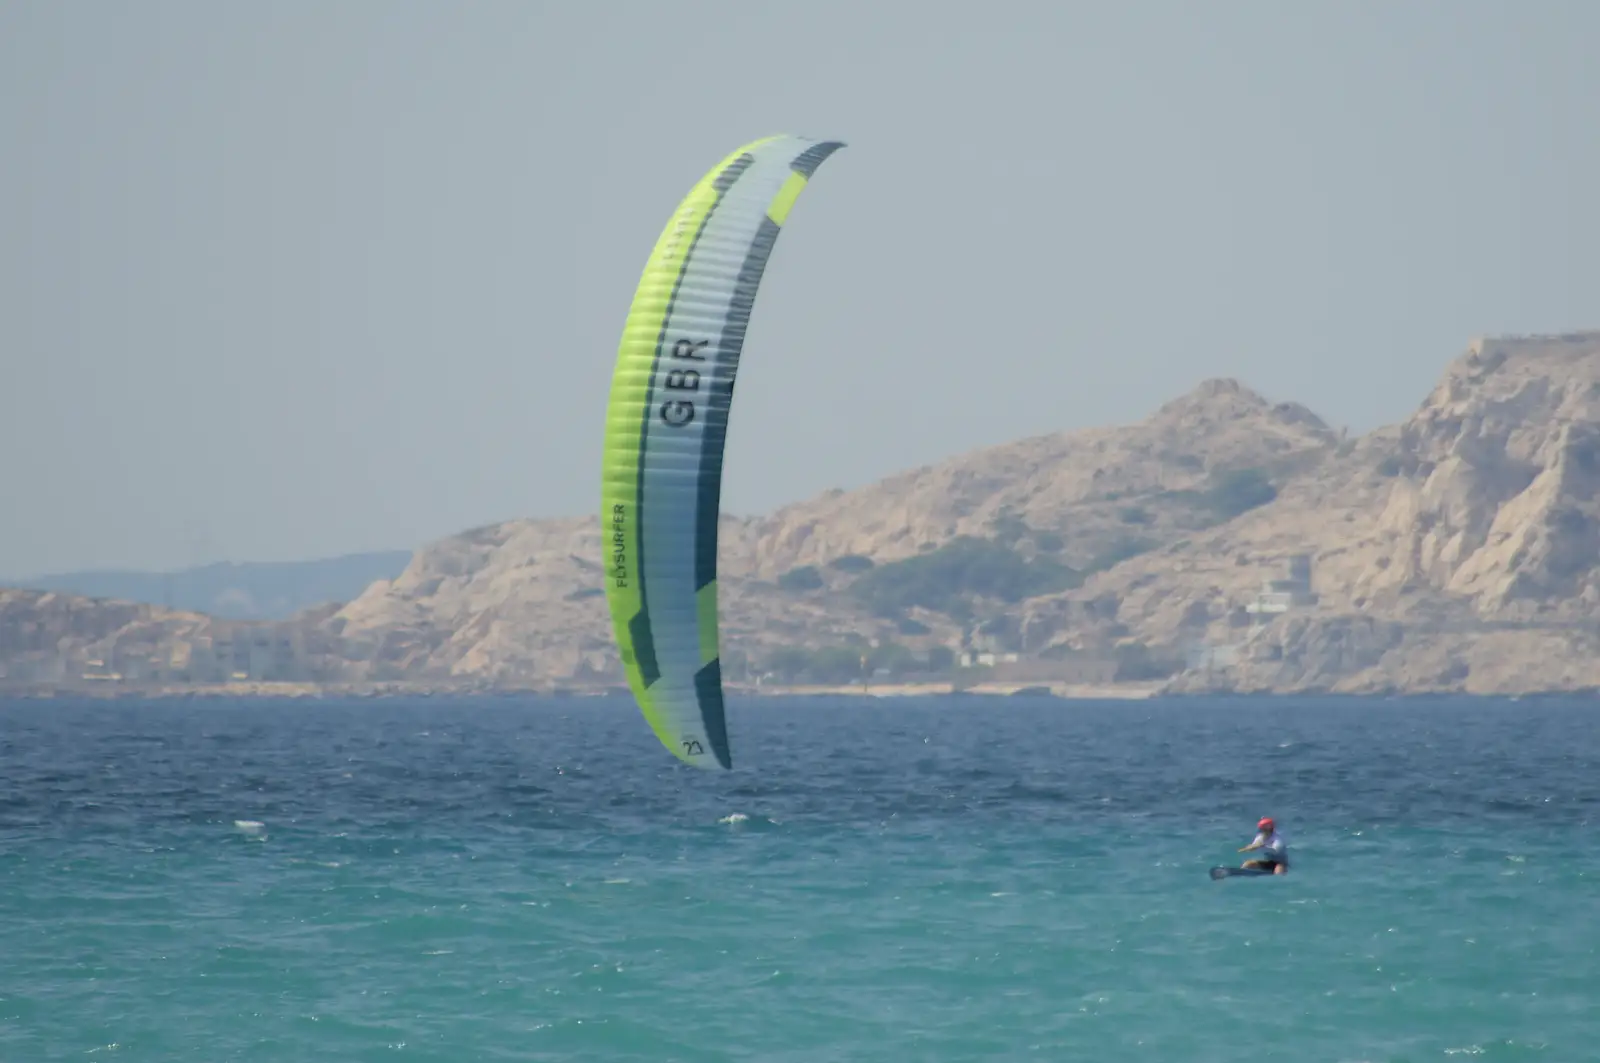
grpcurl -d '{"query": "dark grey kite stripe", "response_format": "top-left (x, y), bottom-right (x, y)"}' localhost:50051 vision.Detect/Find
top-left (693, 658), bottom-right (731, 769)
top-left (712, 152), bottom-right (756, 192)
top-left (790, 140), bottom-right (844, 178)
top-left (694, 214), bottom-right (780, 592)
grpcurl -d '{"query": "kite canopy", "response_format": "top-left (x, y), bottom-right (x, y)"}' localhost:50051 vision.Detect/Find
top-left (600, 135), bottom-right (846, 770)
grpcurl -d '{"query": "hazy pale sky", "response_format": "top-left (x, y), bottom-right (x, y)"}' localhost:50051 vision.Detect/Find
top-left (3, 1), bottom-right (1597, 576)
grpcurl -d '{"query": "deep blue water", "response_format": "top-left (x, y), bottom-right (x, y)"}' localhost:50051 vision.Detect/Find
top-left (2, 694), bottom-right (1597, 1061)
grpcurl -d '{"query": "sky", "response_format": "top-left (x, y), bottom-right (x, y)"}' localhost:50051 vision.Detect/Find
top-left (3, 1), bottom-right (1598, 577)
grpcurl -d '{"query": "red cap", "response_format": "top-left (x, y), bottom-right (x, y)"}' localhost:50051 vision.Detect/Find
top-left (1257, 817), bottom-right (1275, 831)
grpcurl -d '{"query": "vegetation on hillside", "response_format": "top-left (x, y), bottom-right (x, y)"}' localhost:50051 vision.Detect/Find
top-left (776, 565), bottom-right (825, 592)
top-left (1204, 467), bottom-right (1278, 517)
top-left (1157, 466), bottom-right (1279, 525)
top-left (846, 536), bottom-right (1081, 619)
top-left (1087, 535), bottom-right (1158, 573)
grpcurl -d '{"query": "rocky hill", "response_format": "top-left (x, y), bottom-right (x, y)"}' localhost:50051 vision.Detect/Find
top-left (4, 331), bottom-right (1598, 696)
top-left (315, 330), bottom-right (1600, 695)
top-left (314, 373), bottom-right (1341, 687)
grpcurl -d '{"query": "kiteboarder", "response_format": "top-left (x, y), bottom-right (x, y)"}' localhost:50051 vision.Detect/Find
top-left (1238, 816), bottom-right (1289, 874)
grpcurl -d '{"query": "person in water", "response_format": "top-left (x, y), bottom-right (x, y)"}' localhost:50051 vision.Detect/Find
top-left (1238, 816), bottom-right (1289, 873)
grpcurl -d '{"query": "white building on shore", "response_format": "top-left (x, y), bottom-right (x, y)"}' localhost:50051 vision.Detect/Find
top-left (1245, 553), bottom-right (1319, 620)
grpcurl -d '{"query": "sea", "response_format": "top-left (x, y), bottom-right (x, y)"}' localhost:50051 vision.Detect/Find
top-left (1, 693), bottom-right (1596, 1062)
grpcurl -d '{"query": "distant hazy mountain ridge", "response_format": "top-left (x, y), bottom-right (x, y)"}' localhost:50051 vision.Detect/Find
top-left (14, 551), bottom-right (412, 621)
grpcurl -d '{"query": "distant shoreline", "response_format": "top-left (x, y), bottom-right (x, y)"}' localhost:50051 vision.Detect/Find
top-left (4, 680), bottom-right (1591, 702)
top-left (0, 679), bottom-right (1170, 701)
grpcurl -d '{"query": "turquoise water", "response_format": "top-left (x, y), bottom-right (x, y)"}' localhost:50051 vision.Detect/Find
top-left (2, 695), bottom-right (1597, 1061)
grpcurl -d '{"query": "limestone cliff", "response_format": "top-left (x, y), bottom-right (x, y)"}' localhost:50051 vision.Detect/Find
top-left (1139, 332), bottom-right (1600, 693)
top-left (1362, 334), bottom-right (1600, 621)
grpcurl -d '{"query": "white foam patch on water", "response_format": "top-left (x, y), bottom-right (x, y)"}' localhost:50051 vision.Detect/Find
top-left (286, 857), bottom-right (342, 869)
top-left (233, 820), bottom-right (267, 841)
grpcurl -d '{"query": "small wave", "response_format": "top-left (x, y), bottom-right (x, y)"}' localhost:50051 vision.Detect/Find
top-left (716, 812), bottom-right (782, 830)
top-left (287, 858), bottom-right (342, 869)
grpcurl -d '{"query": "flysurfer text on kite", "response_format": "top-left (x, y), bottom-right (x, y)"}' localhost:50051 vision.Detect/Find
top-left (610, 504), bottom-right (628, 588)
